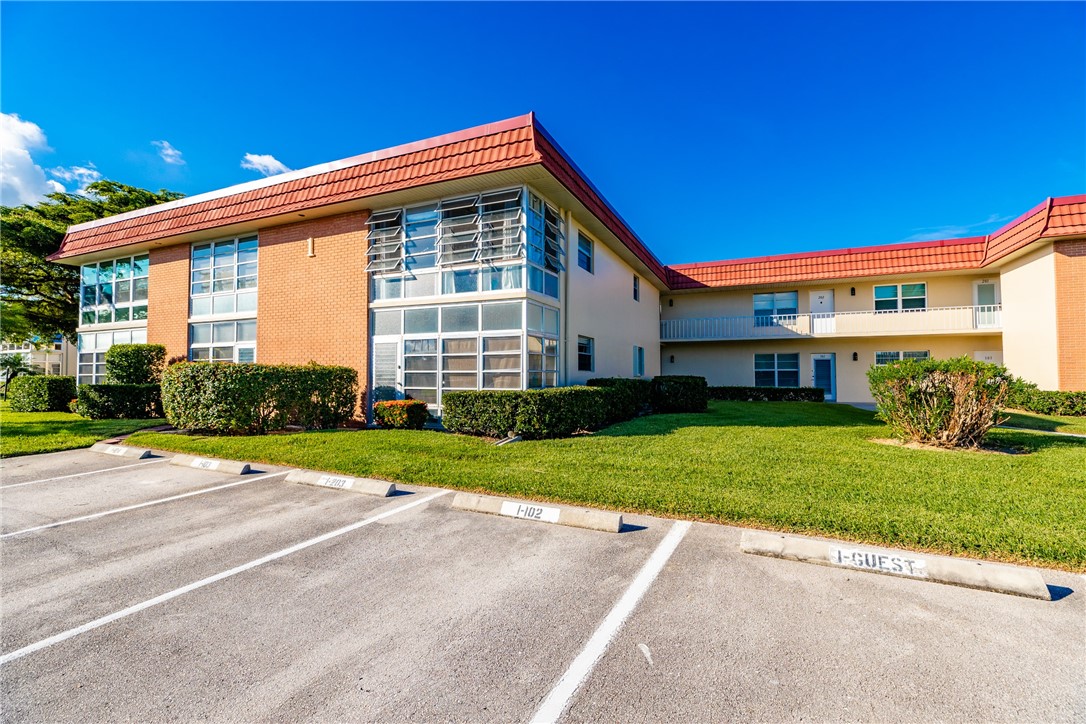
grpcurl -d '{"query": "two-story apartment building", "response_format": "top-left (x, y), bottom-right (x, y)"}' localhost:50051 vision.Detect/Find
top-left (48, 114), bottom-right (1084, 408)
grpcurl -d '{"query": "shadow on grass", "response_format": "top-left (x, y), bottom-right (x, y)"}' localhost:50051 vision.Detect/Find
top-left (985, 428), bottom-right (1086, 452)
top-left (595, 402), bottom-right (883, 438)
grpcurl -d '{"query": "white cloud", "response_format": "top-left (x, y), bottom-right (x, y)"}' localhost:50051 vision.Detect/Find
top-left (901, 213), bottom-right (1015, 243)
top-left (153, 140), bottom-right (185, 165)
top-left (0, 112), bottom-right (63, 206)
top-left (241, 153), bottom-right (291, 177)
top-left (47, 163), bottom-right (102, 194)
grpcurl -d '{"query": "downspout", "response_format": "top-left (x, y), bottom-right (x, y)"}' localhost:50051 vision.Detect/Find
top-left (562, 207), bottom-right (573, 387)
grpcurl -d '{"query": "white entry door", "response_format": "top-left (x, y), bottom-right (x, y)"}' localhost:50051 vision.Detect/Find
top-left (973, 279), bottom-right (1001, 328)
top-left (810, 289), bottom-right (835, 334)
top-left (812, 353), bottom-right (836, 401)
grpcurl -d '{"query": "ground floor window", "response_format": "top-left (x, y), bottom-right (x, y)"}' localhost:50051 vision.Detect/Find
top-left (633, 345), bottom-right (645, 377)
top-left (874, 350), bottom-right (930, 366)
top-left (189, 320), bottom-right (256, 362)
top-left (371, 299), bottom-right (559, 409)
top-left (77, 328), bottom-right (147, 384)
top-left (577, 336), bottom-right (594, 372)
top-left (754, 352), bottom-right (799, 387)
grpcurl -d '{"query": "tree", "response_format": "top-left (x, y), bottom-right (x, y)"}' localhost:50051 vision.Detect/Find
top-left (1, 353), bottom-right (35, 396)
top-left (1, 181), bottom-right (183, 344)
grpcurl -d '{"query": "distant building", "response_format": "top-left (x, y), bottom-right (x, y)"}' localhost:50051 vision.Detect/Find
top-left (49, 114), bottom-right (1085, 407)
top-left (1, 336), bottom-right (76, 379)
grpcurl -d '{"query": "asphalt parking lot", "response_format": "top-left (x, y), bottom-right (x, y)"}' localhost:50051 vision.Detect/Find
top-left (1, 447), bottom-right (1084, 722)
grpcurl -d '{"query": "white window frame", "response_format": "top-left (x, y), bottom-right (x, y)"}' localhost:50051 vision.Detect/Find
top-left (754, 353), bottom-right (800, 388)
top-left (189, 320), bottom-right (257, 363)
top-left (77, 328), bottom-right (148, 384)
top-left (577, 336), bottom-right (595, 372)
top-left (875, 350), bottom-right (930, 366)
top-left (190, 235), bottom-right (258, 319)
top-left (79, 254), bottom-right (150, 327)
top-left (577, 232), bottom-right (594, 274)
top-left (633, 345), bottom-right (645, 377)
top-left (873, 282), bottom-right (927, 312)
top-left (633, 275), bottom-right (641, 302)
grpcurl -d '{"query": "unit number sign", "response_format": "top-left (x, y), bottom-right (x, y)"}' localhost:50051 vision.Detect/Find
top-left (500, 501), bottom-right (561, 523)
top-left (103, 446), bottom-right (127, 456)
top-left (190, 458), bottom-right (220, 471)
top-left (315, 475), bottom-right (354, 490)
top-left (828, 546), bottom-right (928, 578)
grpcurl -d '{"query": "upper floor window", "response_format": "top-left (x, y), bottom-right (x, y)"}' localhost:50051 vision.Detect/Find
top-left (633, 275), bottom-right (641, 302)
top-left (753, 291), bottom-right (798, 326)
top-left (368, 187), bottom-right (563, 301)
top-left (577, 233), bottom-right (594, 273)
top-left (191, 236), bottom-right (258, 317)
top-left (80, 254), bottom-right (149, 326)
top-left (874, 283), bottom-right (926, 311)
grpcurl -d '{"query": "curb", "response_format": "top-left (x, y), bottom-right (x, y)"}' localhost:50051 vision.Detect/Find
top-left (286, 469), bottom-right (396, 497)
top-left (740, 530), bottom-right (1052, 600)
top-left (169, 454), bottom-right (252, 475)
top-left (451, 492), bottom-right (623, 533)
top-left (90, 443), bottom-right (153, 459)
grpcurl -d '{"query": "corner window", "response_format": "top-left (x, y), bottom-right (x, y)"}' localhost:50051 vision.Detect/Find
top-left (577, 336), bottom-right (594, 372)
top-left (633, 345), bottom-right (645, 377)
top-left (874, 283), bottom-right (926, 311)
top-left (77, 328), bottom-right (147, 384)
top-left (875, 350), bottom-right (930, 366)
top-left (79, 254), bottom-right (150, 326)
top-left (633, 275), bottom-right (640, 302)
top-left (577, 233), bottom-right (594, 274)
top-left (754, 353), bottom-right (799, 387)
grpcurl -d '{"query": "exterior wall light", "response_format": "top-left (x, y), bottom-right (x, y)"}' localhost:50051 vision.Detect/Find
top-left (852, 352), bottom-right (859, 361)
top-left (850, 287), bottom-right (856, 296)
top-left (669, 355), bottom-right (675, 363)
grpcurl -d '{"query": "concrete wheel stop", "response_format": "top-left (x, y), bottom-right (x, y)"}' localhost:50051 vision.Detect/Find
top-left (451, 492), bottom-right (623, 533)
top-left (169, 454), bottom-right (252, 475)
top-left (285, 469), bottom-right (396, 497)
top-left (90, 442), bottom-right (153, 459)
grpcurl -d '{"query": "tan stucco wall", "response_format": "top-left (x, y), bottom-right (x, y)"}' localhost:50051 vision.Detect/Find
top-left (661, 273), bottom-right (991, 320)
top-left (660, 335), bottom-right (1003, 404)
top-left (999, 244), bottom-right (1059, 389)
top-left (565, 220), bottom-right (661, 383)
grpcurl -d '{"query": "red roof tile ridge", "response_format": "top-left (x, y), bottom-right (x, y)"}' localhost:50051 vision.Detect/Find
top-left (667, 235), bottom-right (987, 272)
top-left (66, 113), bottom-right (535, 235)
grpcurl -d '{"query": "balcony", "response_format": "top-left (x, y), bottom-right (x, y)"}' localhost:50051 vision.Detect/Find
top-left (660, 305), bottom-right (1002, 342)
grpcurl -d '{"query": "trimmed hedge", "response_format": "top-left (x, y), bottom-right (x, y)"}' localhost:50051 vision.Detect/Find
top-left (374, 400), bottom-right (430, 430)
top-left (867, 356), bottom-right (1009, 448)
top-left (709, 386), bottom-right (825, 402)
top-left (442, 387), bottom-right (608, 439)
top-left (162, 363), bottom-right (358, 434)
top-left (76, 384), bottom-right (163, 419)
top-left (1006, 379), bottom-right (1086, 416)
top-left (7, 376), bottom-right (76, 412)
top-left (586, 377), bottom-right (651, 424)
top-left (105, 344), bottom-right (166, 384)
top-left (650, 375), bottom-right (708, 413)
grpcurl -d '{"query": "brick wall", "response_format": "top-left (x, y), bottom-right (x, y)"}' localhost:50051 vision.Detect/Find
top-left (257, 211), bottom-right (370, 404)
top-left (1054, 238), bottom-right (1086, 390)
top-left (147, 245), bottom-right (191, 361)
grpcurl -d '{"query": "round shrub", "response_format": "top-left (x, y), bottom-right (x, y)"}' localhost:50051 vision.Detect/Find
top-left (7, 376), bottom-right (76, 412)
top-left (442, 387), bottom-right (608, 439)
top-left (867, 356), bottom-right (1009, 448)
top-left (105, 344), bottom-right (166, 384)
top-left (75, 384), bottom-right (163, 419)
top-left (374, 400), bottom-right (430, 430)
top-left (162, 362), bottom-right (357, 434)
top-left (587, 377), bottom-right (652, 424)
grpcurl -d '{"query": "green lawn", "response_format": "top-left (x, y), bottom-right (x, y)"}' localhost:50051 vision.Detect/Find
top-left (1001, 409), bottom-right (1086, 436)
top-left (129, 402), bottom-right (1086, 572)
top-left (0, 402), bottom-right (161, 458)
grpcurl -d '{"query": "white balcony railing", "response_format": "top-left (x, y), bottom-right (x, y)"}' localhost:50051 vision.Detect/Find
top-left (660, 304), bottom-right (1002, 342)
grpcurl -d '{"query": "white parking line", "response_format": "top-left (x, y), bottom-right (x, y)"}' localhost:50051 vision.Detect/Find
top-left (0, 471), bottom-right (288, 539)
top-left (0, 489), bottom-right (450, 666)
top-left (532, 520), bottom-right (692, 724)
top-left (0, 459), bottom-right (169, 490)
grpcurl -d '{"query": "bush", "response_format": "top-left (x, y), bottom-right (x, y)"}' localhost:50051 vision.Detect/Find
top-left (586, 377), bottom-right (652, 424)
top-left (374, 400), bottom-right (430, 430)
top-left (1005, 378), bottom-right (1086, 416)
top-left (709, 386), bottom-right (825, 402)
top-left (442, 387), bottom-right (608, 439)
top-left (105, 344), bottom-right (166, 384)
top-left (75, 384), bottom-right (163, 419)
top-left (7, 376), bottom-right (76, 412)
top-left (161, 362), bottom-right (357, 434)
top-left (650, 375), bottom-right (709, 413)
top-left (867, 357), bottom-right (1009, 448)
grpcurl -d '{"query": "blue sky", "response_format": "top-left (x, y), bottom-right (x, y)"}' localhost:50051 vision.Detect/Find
top-left (2, 2), bottom-right (1083, 264)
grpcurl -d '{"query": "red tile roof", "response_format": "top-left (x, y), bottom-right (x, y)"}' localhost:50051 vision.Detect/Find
top-left (668, 194), bottom-right (1086, 290)
top-left (49, 113), bottom-right (668, 283)
top-left (667, 237), bottom-right (988, 290)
